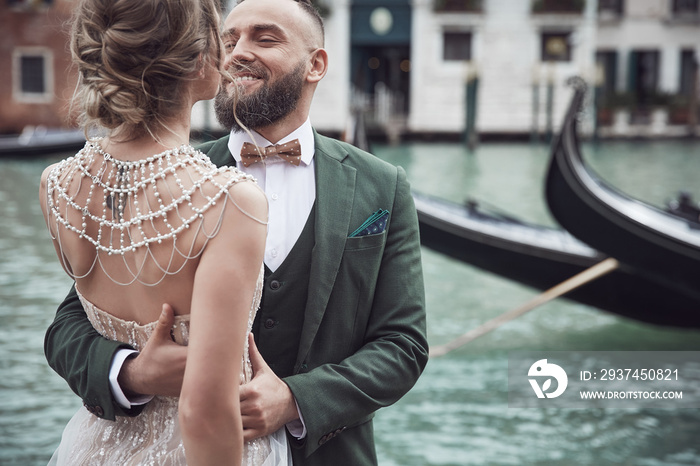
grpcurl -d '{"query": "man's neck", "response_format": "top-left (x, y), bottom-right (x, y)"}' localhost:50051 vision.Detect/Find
top-left (253, 112), bottom-right (309, 144)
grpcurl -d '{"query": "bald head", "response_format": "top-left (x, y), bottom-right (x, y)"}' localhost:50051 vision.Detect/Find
top-left (235, 0), bottom-right (324, 48)
top-left (292, 0), bottom-right (325, 47)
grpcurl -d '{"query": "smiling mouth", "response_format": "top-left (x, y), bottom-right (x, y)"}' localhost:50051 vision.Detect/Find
top-left (232, 75), bottom-right (261, 84)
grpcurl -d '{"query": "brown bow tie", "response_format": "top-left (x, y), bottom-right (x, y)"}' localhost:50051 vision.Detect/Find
top-left (239, 139), bottom-right (302, 167)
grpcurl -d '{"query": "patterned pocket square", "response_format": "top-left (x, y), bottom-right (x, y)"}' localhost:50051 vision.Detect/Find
top-left (349, 209), bottom-right (390, 237)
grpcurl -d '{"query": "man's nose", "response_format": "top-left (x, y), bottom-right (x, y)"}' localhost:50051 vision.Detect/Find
top-left (227, 38), bottom-right (255, 65)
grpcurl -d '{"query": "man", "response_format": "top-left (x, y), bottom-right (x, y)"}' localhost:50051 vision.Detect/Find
top-left (44, 0), bottom-right (428, 464)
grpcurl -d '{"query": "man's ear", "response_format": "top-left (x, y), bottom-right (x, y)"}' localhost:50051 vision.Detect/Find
top-left (306, 48), bottom-right (328, 84)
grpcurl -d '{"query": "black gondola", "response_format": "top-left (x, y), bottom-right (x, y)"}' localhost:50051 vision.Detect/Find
top-left (544, 77), bottom-right (700, 327)
top-left (0, 127), bottom-right (84, 157)
top-left (414, 191), bottom-right (700, 327)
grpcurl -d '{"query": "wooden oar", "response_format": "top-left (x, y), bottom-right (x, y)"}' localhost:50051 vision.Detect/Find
top-left (429, 257), bottom-right (620, 358)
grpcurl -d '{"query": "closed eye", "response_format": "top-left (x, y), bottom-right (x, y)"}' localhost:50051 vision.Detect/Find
top-left (257, 36), bottom-right (280, 45)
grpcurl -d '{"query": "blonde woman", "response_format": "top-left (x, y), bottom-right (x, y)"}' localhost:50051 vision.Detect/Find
top-left (41, 0), bottom-right (287, 464)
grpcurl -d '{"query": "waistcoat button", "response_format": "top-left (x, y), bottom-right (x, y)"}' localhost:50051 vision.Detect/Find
top-left (264, 318), bottom-right (276, 329)
top-left (270, 280), bottom-right (281, 290)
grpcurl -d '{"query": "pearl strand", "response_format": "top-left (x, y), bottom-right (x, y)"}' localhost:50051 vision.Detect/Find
top-left (46, 138), bottom-right (256, 259)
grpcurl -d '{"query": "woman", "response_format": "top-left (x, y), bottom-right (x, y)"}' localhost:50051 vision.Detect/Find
top-left (41, 0), bottom-right (287, 464)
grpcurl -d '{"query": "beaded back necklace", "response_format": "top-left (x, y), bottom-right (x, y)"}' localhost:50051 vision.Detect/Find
top-left (45, 138), bottom-right (261, 286)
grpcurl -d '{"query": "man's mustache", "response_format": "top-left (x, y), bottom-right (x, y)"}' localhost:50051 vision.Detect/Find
top-left (224, 61), bottom-right (269, 83)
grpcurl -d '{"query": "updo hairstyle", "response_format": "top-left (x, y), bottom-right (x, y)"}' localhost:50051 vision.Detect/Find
top-left (70, 0), bottom-right (223, 140)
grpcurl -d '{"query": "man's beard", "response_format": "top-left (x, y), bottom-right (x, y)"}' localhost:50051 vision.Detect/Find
top-left (215, 61), bottom-right (306, 132)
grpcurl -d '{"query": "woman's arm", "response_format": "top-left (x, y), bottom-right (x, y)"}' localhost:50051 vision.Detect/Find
top-left (179, 179), bottom-right (268, 465)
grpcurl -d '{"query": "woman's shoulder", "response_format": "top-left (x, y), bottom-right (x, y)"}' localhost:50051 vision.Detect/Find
top-left (189, 158), bottom-right (268, 226)
top-left (219, 166), bottom-right (267, 225)
top-left (39, 162), bottom-right (61, 217)
top-left (40, 162), bottom-right (59, 190)
top-left (41, 151), bottom-right (79, 183)
top-left (39, 153), bottom-right (80, 207)
top-left (191, 154), bottom-right (257, 190)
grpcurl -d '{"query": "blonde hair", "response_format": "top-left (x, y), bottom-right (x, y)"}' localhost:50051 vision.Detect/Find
top-left (70, 0), bottom-right (223, 140)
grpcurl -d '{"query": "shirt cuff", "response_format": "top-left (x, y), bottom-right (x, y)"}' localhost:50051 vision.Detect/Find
top-left (285, 398), bottom-right (307, 439)
top-left (109, 349), bottom-right (154, 409)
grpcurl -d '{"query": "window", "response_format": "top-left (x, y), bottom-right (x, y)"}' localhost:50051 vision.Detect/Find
top-left (679, 49), bottom-right (697, 96)
top-left (21, 56), bottom-right (45, 94)
top-left (627, 50), bottom-right (660, 105)
top-left (13, 48), bottom-right (53, 103)
top-left (541, 32), bottom-right (571, 62)
top-left (595, 51), bottom-right (618, 95)
top-left (672, 0), bottom-right (699, 15)
top-left (443, 32), bottom-right (472, 61)
top-left (598, 0), bottom-right (624, 15)
top-left (434, 0), bottom-right (483, 12)
top-left (532, 0), bottom-right (585, 14)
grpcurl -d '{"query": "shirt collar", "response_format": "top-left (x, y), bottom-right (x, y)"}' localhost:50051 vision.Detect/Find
top-left (228, 118), bottom-right (315, 167)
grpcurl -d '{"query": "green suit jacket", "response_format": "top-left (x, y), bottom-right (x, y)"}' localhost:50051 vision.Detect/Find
top-left (45, 131), bottom-right (428, 465)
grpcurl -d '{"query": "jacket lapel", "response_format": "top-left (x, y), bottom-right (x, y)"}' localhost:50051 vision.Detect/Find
top-left (295, 133), bottom-right (356, 368)
top-left (199, 134), bottom-right (236, 167)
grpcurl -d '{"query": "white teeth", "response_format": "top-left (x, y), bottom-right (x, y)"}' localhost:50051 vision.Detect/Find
top-left (233, 76), bottom-right (257, 82)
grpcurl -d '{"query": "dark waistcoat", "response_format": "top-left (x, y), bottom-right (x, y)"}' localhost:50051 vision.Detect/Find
top-left (252, 205), bottom-right (316, 378)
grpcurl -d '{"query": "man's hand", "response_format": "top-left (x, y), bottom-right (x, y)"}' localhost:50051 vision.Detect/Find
top-left (118, 304), bottom-right (188, 398)
top-left (240, 333), bottom-right (299, 441)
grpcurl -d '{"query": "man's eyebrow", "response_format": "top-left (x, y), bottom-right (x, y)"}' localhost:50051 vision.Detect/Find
top-left (222, 23), bottom-right (286, 40)
top-left (251, 23), bottom-right (286, 37)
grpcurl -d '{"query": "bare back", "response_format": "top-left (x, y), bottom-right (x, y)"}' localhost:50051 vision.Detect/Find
top-left (40, 139), bottom-right (267, 325)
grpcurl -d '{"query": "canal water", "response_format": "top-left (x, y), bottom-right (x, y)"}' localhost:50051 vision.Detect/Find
top-left (1, 139), bottom-right (699, 465)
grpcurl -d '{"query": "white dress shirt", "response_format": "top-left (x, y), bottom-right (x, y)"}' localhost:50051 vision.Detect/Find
top-left (109, 118), bottom-right (316, 437)
top-left (228, 118), bottom-right (316, 272)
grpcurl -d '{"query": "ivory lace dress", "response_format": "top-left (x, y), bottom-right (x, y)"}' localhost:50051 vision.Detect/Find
top-left (45, 140), bottom-right (289, 465)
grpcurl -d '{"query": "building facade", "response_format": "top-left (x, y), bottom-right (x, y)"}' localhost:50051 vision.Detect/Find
top-left (594, 0), bottom-right (700, 136)
top-left (305, 0), bottom-right (699, 139)
top-left (2, 0), bottom-right (698, 139)
top-left (0, 0), bottom-right (78, 134)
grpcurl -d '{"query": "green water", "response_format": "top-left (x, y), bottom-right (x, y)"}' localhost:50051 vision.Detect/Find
top-left (0, 139), bottom-right (698, 465)
top-left (372, 140), bottom-right (700, 466)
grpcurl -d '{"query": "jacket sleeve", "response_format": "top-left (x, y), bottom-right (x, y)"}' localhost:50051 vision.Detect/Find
top-left (44, 284), bottom-right (141, 421)
top-left (283, 166), bottom-right (429, 458)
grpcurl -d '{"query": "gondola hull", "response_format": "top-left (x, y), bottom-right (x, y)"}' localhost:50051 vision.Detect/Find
top-left (415, 192), bottom-right (700, 327)
top-left (0, 128), bottom-right (84, 157)
top-left (544, 78), bottom-right (700, 326)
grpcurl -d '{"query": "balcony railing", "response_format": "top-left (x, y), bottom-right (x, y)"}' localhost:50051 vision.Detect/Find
top-left (532, 0), bottom-right (585, 14)
top-left (434, 0), bottom-right (483, 13)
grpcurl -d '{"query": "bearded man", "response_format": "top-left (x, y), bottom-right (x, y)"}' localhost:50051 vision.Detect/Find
top-left (44, 1), bottom-right (428, 465)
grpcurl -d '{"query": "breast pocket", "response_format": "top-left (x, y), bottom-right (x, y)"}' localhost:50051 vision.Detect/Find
top-left (340, 230), bottom-right (386, 293)
top-left (344, 230), bottom-right (387, 251)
